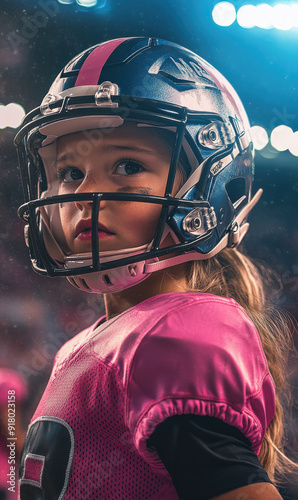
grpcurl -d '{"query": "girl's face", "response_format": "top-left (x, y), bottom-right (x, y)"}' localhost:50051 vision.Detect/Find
top-left (55, 122), bottom-right (182, 255)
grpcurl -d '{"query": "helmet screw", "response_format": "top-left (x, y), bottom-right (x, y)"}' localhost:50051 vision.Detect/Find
top-left (208, 130), bottom-right (217, 142)
top-left (218, 208), bottom-right (225, 223)
top-left (128, 265), bottom-right (138, 277)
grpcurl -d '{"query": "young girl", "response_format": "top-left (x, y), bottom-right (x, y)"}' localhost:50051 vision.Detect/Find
top-left (15, 37), bottom-right (294, 499)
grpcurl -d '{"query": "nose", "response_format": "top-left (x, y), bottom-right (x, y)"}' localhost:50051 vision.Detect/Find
top-left (74, 176), bottom-right (93, 211)
top-left (75, 198), bottom-right (92, 212)
top-left (74, 171), bottom-right (112, 211)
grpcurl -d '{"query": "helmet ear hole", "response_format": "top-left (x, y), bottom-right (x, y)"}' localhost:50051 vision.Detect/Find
top-left (102, 274), bottom-right (114, 287)
top-left (225, 178), bottom-right (246, 207)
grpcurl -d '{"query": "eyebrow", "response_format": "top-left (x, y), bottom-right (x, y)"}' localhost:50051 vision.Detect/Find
top-left (106, 144), bottom-right (155, 154)
top-left (56, 144), bottom-right (156, 164)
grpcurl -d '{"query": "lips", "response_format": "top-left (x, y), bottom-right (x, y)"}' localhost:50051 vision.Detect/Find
top-left (75, 219), bottom-right (114, 239)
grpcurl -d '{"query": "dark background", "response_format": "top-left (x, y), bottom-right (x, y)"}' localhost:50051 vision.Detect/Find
top-left (0, 0), bottom-right (297, 497)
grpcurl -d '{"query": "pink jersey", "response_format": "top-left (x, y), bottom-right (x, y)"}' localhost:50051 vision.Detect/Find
top-left (19, 293), bottom-right (275, 499)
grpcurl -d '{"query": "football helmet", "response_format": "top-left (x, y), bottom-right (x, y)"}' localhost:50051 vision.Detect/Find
top-left (15, 37), bottom-right (261, 293)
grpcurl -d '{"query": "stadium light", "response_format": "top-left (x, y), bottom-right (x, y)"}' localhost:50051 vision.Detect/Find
top-left (213, 2), bottom-right (298, 30)
top-left (0, 103), bottom-right (25, 129)
top-left (270, 125), bottom-right (294, 151)
top-left (288, 131), bottom-right (298, 156)
top-left (237, 5), bottom-right (257, 29)
top-left (250, 126), bottom-right (269, 150)
top-left (249, 125), bottom-right (298, 157)
top-left (57, 0), bottom-right (75, 4)
top-left (212, 2), bottom-right (236, 27)
top-left (292, 4), bottom-right (298, 27)
top-left (76, 0), bottom-right (98, 7)
top-left (255, 4), bottom-right (273, 29)
top-left (272, 4), bottom-right (293, 30)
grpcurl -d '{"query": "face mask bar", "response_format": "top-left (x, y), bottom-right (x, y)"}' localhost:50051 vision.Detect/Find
top-left (151, 107), bottom-right (188, 252)
top-left (18, 192), bottom-right (216, 277)
top-left (15, 92), bottom-right (250, 279)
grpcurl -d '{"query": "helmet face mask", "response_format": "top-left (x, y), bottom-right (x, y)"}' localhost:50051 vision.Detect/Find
top-left (15, 37), bottom-right (260, 294)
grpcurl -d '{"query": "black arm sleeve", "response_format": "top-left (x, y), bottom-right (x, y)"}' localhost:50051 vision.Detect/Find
top-left (147, 414), bottom-right (272, 500)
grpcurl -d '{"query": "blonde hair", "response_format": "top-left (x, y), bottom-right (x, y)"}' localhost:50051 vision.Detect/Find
top-left (154, 126), bottom-right (297, 481)
top-left (185, 247), bottom-right (297, 484)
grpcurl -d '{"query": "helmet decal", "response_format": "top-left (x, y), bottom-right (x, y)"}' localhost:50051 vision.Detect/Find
top-left (156, 56), bottom-right (218, 89)
top-left (75, 38), bottom-right (130, 87)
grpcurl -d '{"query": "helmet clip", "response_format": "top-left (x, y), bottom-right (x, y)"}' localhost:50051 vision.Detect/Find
top-left (228, 221), bottom-right (240, 248)
top-left (95, 81), bottom-right (119, 108)
top-left (40, 93), bottom-right (62, 116)
top-left (198, 121), bottom-right (236, 150)
top-left (182, 206), bottom-right (217, 236)
top-left (230, 116), bottom-right (250, 153)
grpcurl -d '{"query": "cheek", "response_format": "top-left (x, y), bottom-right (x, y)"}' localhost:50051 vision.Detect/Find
top-left (59, 204), bottom-right (70, 230)
top-left (120, 201), bottom-right (162, 245)
top-left (58, 203), bottom-right (76, 242)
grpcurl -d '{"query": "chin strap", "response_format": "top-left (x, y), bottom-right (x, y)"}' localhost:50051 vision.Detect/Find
top-left (144, 189), bottom-right (263, 274)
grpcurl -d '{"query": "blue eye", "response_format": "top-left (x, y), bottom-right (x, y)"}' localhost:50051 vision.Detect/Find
top-left (57, 167), bottom-right (84, 183)
top-left (115, 160), bottom-right (144, 176)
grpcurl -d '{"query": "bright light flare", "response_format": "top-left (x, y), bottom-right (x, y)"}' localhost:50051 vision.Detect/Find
top-left (288, 131), bottom-right (298, 156)
top-left (237, 5), bottom-right (257, 29)
top-left (270, 125), bottom-right (294, 151)
top-left (212, 2), bottom-right (236, 26)
top-left (226, 3), bottom-right (298, 30)
top-left (76, 0), bottom-right (97, 7)
top-left (0, 103), bottom-right (26, 129)
top-left (291, 4), bottom-right (298, 27)
top-left (255, 4), bottom-right (273, 29)
top-left (250, 126), bottom-right (269, 150)
top-left (272, 4), bottom-right (293, 30)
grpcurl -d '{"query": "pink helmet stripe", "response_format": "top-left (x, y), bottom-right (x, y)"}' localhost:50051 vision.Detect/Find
top-left (75, 38), bottom-right (131, 87)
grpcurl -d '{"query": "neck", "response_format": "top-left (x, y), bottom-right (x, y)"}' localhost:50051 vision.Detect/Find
top-left (103, 263), bottom-right (188, 319)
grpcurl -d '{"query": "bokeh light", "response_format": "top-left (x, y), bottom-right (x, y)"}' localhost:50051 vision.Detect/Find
top-left (236, 5), bottom-right (257, 29)
top-left (76, 0), bottom-right (98, 7)
top-left (291, 4), bottom-right (298, 27)
top-left (288, 131), bottom-right (298, 156)
top-left (0, 103), bottom-right (26, 129)
top-left (272, 4), bottom-right (293, 30)
top-left (57, 0), bottom-right (75, 4)
top-left (250, 125), bottom-right (269, 150)
top-left (212, 2), bottom-right (236, 27)
top-left (213, 2), bottom-right (298, 30)
top-left (255, 4), bottom-right (273, 29)
top-left (270, 125), bottom-right (294, 151)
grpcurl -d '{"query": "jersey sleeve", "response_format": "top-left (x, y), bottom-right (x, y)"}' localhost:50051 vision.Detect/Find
top-left (126, 296), bottom-right (275, 470)
top-left (147, 414), bottom-right (272, 498)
